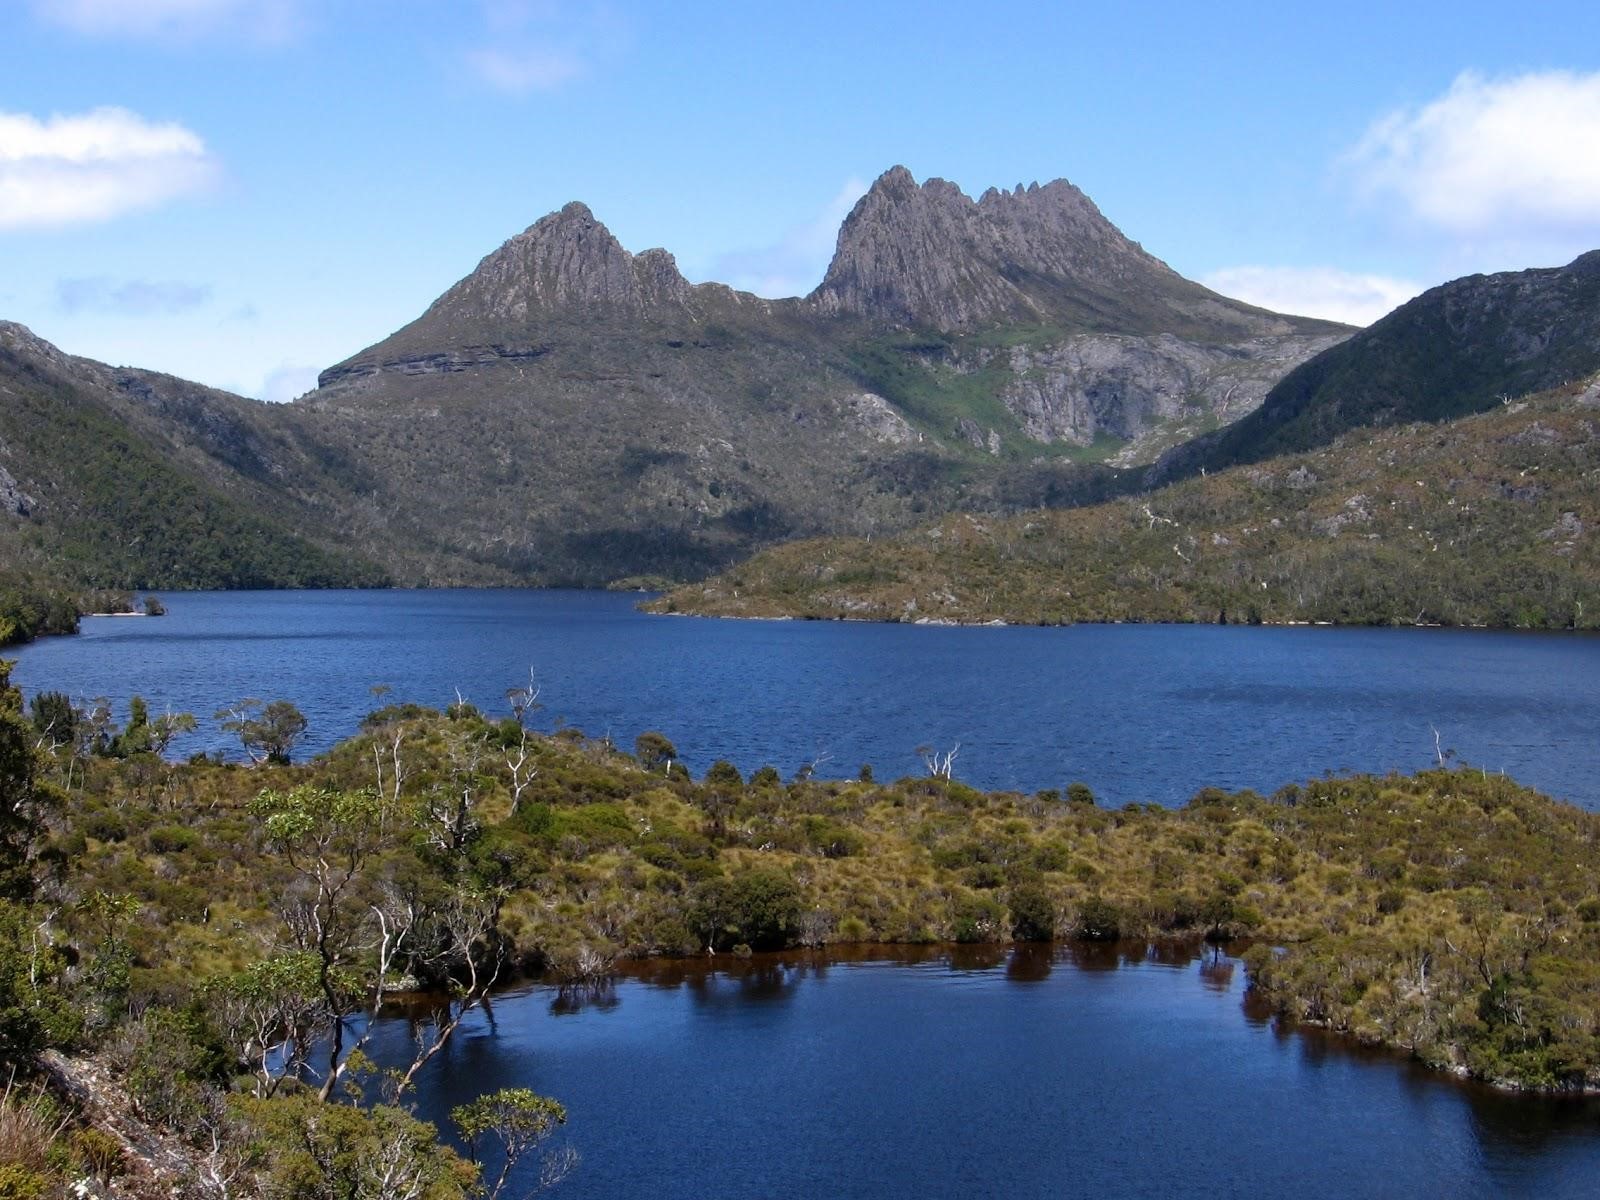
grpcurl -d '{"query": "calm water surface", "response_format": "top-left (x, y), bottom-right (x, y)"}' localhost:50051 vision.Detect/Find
top-left (12, 588), bottom-right (1600, 806)
top-left (371, 945), bottom-right (1600, 1200)
top-left (19, 589), bottom-right (1600, 1192)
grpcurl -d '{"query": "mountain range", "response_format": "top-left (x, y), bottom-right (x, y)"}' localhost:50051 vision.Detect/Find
top-left (3, 164), bottom-right (1596, 625)
top-left (0, 165), bottom-right (1347, 601)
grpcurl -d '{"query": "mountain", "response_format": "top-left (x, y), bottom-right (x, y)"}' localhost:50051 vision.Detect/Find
top-left (1153, 250), bottom-right (1600, 482)
top-left (650, 375), bottom-right (1600, 630)
top-left (814, 166), bottom-right (1301, 340)
top-left (0, 166), bottom-right (1351, 599)
top-left (0, 321), bottom-right (389, 597)
top-left (298, 166), bottom-right (1344, 583)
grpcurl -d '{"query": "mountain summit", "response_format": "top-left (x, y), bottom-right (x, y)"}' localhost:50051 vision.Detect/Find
top-left (808, 166), bottom-right (1305, 339)
top-left (421, 202), bottom-right (696, 328)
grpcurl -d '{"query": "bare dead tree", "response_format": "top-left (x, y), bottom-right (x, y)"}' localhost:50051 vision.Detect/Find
top-left (394, 889), bottom-right (505, 1096)
top-left (504, 729), bottom-right (538, 816)
top-left (918, 742), bottom-right (961, 780)
top-left (506, 667), bottom-right (542, 730)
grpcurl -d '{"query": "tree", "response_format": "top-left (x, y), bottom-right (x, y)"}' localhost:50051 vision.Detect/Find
top-left (634, 731), bottom-right (677, 774)
top-left (251, 786), bottom-right (388, 1100)
top-left (453, 1088), bottom-right (574, 1200)
top-left (918, 742), bottom-right (960, 780)
top-left (0, 661), bottom-right (47, 900)
top-left (27, 692), bottom-right (75, 751)
top-left (218, 699), bottom-right (308, 764)
top-left (690, 868), bottom-right (802, 952)
top-left (208, 952), bottom-right (328, 1098)
top-left (240, 1094), bottom-right (476, 1200)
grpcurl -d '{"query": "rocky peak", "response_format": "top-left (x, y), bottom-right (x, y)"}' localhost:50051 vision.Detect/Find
top-left (421, 202), bottom-right (693, 327)
top-left (809, 165), bottom-right (1192, 332)
top-left (0, 320), bottom-right (72, 371)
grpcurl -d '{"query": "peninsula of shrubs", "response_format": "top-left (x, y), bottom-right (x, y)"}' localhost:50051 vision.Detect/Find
top-left (4, 667), bottom-right (1600, 1196)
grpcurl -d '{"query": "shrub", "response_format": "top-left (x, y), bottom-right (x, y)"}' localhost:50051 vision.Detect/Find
top-left (81, 809), bottom-right (128, 843)
top-left (704, 760), bottom-right (742, 788)
top-left (690, 868), bottom-right (802, 952)
top-left (1008, 882), bottom-right (1056, 941)
top-left (0, 1165), bottom-right (49, 1200)
top-left (950, 894), bottom-right (1005, 943)
top-left (1074, 896), bottom-right (1122, 941)
top-left (146, 825), bottom-right (197, 854)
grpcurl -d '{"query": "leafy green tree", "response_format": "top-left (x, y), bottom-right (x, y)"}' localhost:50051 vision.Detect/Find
top-left (218, 699), bottom-right (308, 765)
top-left (251, 786), bottom-right (386, 1099)
top-left (453, 1088), bottom-right (574, 1200)
top-left (1074, 896), bottom-right (1122, 941)
top-left (634, 731), bottom-right (677, 774)
top-left (690, 868), bottom-right (802, 951)
top-left (27, 692), bottom-right (75, 750)
top-left (239, 1094), bottom-right (475, 1200)
top-left (0, 661), bottom-right (47, 900)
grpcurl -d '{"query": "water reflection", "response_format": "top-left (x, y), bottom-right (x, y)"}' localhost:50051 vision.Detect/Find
top-left (363, 941), bottom-right (1600, 1199)
top-left (549, 980), bottom-right (620, 1016)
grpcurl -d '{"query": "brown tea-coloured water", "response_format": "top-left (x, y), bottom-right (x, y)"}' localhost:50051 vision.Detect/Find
top-left (372, 943), bottom-right (1600, 1199)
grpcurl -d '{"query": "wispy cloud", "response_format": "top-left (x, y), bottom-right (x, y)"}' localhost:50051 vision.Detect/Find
top-left (1347, 70), bottom-right (1600, 238)
top-left (463, 1), bottom-right (625, 95)
top-left (465, 46), bottom-right (587, 94)
top-left (1202, 266), bottom-right (1423, 327)
top-left (706, 178), bottom-right (868, 299)
top-left (35, 0), bottom-right (302, 44)
top-left (57, 276), bottom-right (213, 315)
top-left (258, 364), bottom-right (320, 403)
top-left (0, 107), bottom-right (217, 230)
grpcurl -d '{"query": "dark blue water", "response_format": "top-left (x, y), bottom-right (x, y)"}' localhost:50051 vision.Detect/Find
top-left (371, 945), bottom-right (1600, 1200)
top-left (12, 588), bottom-right (1600, 807)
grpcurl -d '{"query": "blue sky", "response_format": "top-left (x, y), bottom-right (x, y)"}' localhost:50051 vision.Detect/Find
top-left (4, 0), bottom-right (1600, 400)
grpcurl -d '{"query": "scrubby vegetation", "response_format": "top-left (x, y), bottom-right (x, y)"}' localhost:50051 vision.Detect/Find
top-left (0, 579), bottom-right (81, 649)
top-left (651, 377), bottom-right (1600, 628)
top-left (6, 659), bottom-right (1600, 1192)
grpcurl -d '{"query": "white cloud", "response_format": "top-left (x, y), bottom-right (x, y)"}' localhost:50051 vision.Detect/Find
top-left (36, 0), bottom-right (301, 43)
top-left (1202, 266), bottom-right (1424, 327)
top-left (258, 364), bottom-right (320, 403)
top-left (57, 276), bottom-right (212, 315)
top-left (1348, 70), bottom-right (1600, 236)
top-left (0, 107), bottom-right (216, 230)
top-left (706, 179), bottom-right (868, 299)
top-left (465, 47), bottom-right (587, 94)
top-left (462, 0), bottom-right (626, 94)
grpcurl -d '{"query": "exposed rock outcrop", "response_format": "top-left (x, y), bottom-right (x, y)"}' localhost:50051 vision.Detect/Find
top-left (808, 167), bottom-right (1334, 342)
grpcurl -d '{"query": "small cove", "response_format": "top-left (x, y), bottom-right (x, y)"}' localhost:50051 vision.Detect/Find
top-left (368, 943), bottom-right (1600, 1200)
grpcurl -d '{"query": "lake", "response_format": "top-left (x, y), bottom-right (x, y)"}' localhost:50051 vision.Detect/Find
top-left (19, 587), bottom-right (1600, 1194)
top-left (12, 588), bottom-right (1600, 807)
top-left (370, 943), bottom-right (1600, 1200)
